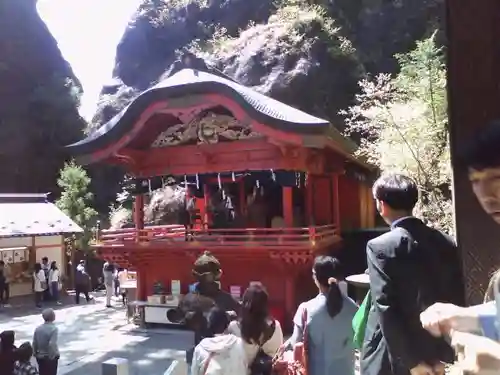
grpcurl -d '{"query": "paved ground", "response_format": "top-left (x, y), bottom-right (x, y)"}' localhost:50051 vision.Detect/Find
top-left (0, 293), bottom-right (194, 375)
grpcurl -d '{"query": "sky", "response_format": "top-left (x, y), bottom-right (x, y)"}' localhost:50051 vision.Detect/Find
top-left (37, 0), bottom-right (141, 120)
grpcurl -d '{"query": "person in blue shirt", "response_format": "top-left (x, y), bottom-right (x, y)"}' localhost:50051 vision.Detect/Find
top-left (285, 255), bottom-right (357, 375)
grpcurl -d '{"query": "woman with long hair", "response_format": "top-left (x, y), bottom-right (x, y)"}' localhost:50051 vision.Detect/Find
top-left (227, 282), bottom-right (283, 373)
top-left (286, 256), bottom-right (357, 375)
top-left (48, 261), bottom-right (61, 305)
top-left (33, 263), bottom-right (46, 308)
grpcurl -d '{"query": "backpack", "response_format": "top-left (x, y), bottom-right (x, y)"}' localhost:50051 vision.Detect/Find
top-left (249, 321), bottom-right (276, 375)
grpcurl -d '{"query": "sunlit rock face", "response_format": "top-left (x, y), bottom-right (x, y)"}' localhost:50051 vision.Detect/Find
top-left (0, 0), bottom-right (85, 193)
top-left (91, 0), bottom-right (444, 130)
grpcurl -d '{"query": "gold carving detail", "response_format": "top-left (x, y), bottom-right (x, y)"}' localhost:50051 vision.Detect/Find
top-left (151, 113), bottom-right (262, 148)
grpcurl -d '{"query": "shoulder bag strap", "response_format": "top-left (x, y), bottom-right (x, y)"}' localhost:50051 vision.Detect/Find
top-left (201, 352), bottom-right (215, 375)
top-left (301, 307), bottom-right (308, 369)
top-left (260, 319), bottom-right (276, 347)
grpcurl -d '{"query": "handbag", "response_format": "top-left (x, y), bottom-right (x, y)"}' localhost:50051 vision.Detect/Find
top-left (352, 291), bottom-right (371, 350)
top-left (272, 308), bottom-right (308, 375)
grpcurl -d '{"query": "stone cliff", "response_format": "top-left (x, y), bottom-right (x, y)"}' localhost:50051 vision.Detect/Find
top-left (0, 0), bottom-right (85, 194)
top-left (92, 0), bottom-right (444, 130)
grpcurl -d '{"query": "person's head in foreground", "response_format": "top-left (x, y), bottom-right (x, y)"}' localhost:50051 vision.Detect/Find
top-left (461, 119), bottom-right (500, 225)
top-left (312, 255), bottom-right (344, 318)
top-left (42, 308), bottom-right (56, 323)
top-left (17, 342), bottom-right (33, 363)
top-left (240, 282), bottom-right (270, 344)
top-left (0, 330), bottom-right (15, 352)
top-left (372, 173), bottom-right (419, 225)
top-left (207, 306), bottom-right (230, 336)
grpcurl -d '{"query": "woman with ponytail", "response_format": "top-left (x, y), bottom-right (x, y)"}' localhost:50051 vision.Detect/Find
top-left (285, 256), bottom-right (357, 375)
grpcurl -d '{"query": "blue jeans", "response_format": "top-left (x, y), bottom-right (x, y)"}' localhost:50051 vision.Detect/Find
top-left (50, 282), bottom-right (59, 301)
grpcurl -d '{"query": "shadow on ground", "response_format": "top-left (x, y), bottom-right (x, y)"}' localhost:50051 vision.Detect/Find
top-left (63, 329), bottom-right (194, 375)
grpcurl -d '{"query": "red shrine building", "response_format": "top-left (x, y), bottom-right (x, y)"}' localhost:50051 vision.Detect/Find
top-left (68, 58), bottom-right (375, 322)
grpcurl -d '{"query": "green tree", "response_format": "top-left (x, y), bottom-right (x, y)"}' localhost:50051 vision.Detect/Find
top-left (56, 161), bottom-right (98, 250)
top-left (342, 32), bottom-right (452, 233)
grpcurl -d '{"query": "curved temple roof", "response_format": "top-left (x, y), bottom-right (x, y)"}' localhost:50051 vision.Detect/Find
top-left (67, 65), bottom-right (354, 156)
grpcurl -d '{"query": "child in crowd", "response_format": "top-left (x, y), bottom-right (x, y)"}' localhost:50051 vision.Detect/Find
top-left (13, 342), bottom-right (38, 375)
top-left (191, 306), bottom-right (246, 375)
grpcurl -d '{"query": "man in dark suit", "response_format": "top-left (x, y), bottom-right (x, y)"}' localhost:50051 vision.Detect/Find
top-left (360, 174), bottom-right (463, 375)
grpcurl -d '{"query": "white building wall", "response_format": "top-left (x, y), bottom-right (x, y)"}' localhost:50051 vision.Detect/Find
top-left (0, 235), bottom-right (65, 297)
top-left (0, 237), bottom-right (31, 248)
top-left (35, 235), bottom-right (64, 276)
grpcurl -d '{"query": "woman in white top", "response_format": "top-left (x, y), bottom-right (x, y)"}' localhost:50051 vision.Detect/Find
top-left (227, 282), bottom-right (283, 373)
top-left (48, 261), bottom-right (61, 304)
top-left (33, 262), bottom-right (46, 308)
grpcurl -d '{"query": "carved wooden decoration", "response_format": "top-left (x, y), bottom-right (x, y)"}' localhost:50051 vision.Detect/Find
top-left (151, 112), bottom-right (263, 148)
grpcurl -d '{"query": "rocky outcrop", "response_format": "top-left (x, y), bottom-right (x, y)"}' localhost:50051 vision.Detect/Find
top-left (324, 0), bottom-right (445, 73)
top-left (110, 186), bottom-right (186, 229)
top-left (92, 0), bottom-right (444, 129)
top-left (0, 0), bottom-right (85, 194)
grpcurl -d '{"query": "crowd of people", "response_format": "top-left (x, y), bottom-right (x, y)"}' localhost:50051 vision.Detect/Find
top-left (3, 122), bottom-right (500, 375)
top-left (31, 257), bottom-right (65, 309)
top-left (186, 118), bottom-right (500, 375)
top-left (190, 262), bottom-right (357, 375)
top-left (0, 308), bottom-right (59, 375)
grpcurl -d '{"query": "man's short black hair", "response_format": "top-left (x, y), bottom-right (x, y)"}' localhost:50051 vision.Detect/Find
top-left (373, 173), bottom-right (419, 211)
top-left (459, 120), bottom-right (500, 171)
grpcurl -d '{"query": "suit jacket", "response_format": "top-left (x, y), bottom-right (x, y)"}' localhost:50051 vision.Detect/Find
top-left (360, 217), bottom-right (464, 375)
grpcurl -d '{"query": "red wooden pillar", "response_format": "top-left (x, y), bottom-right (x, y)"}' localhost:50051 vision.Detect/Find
top-left (282, 187), bottom-right (294, 227)
top-left (133, 195), bottom-right (145, 232)
top-left (204, 184), bottom-right (210, 228)
top-left (133, 194), bottom-right (146, 301)
top-left (239, 180), bottom-right (246, 216)
top-left (332, 174), bottom-right (340, 227)
top-left (305, 174), bottom-right (314, 225)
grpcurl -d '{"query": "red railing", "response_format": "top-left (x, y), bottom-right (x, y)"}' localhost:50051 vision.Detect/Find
top-left (94, 224), bottom-right (339, 248)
